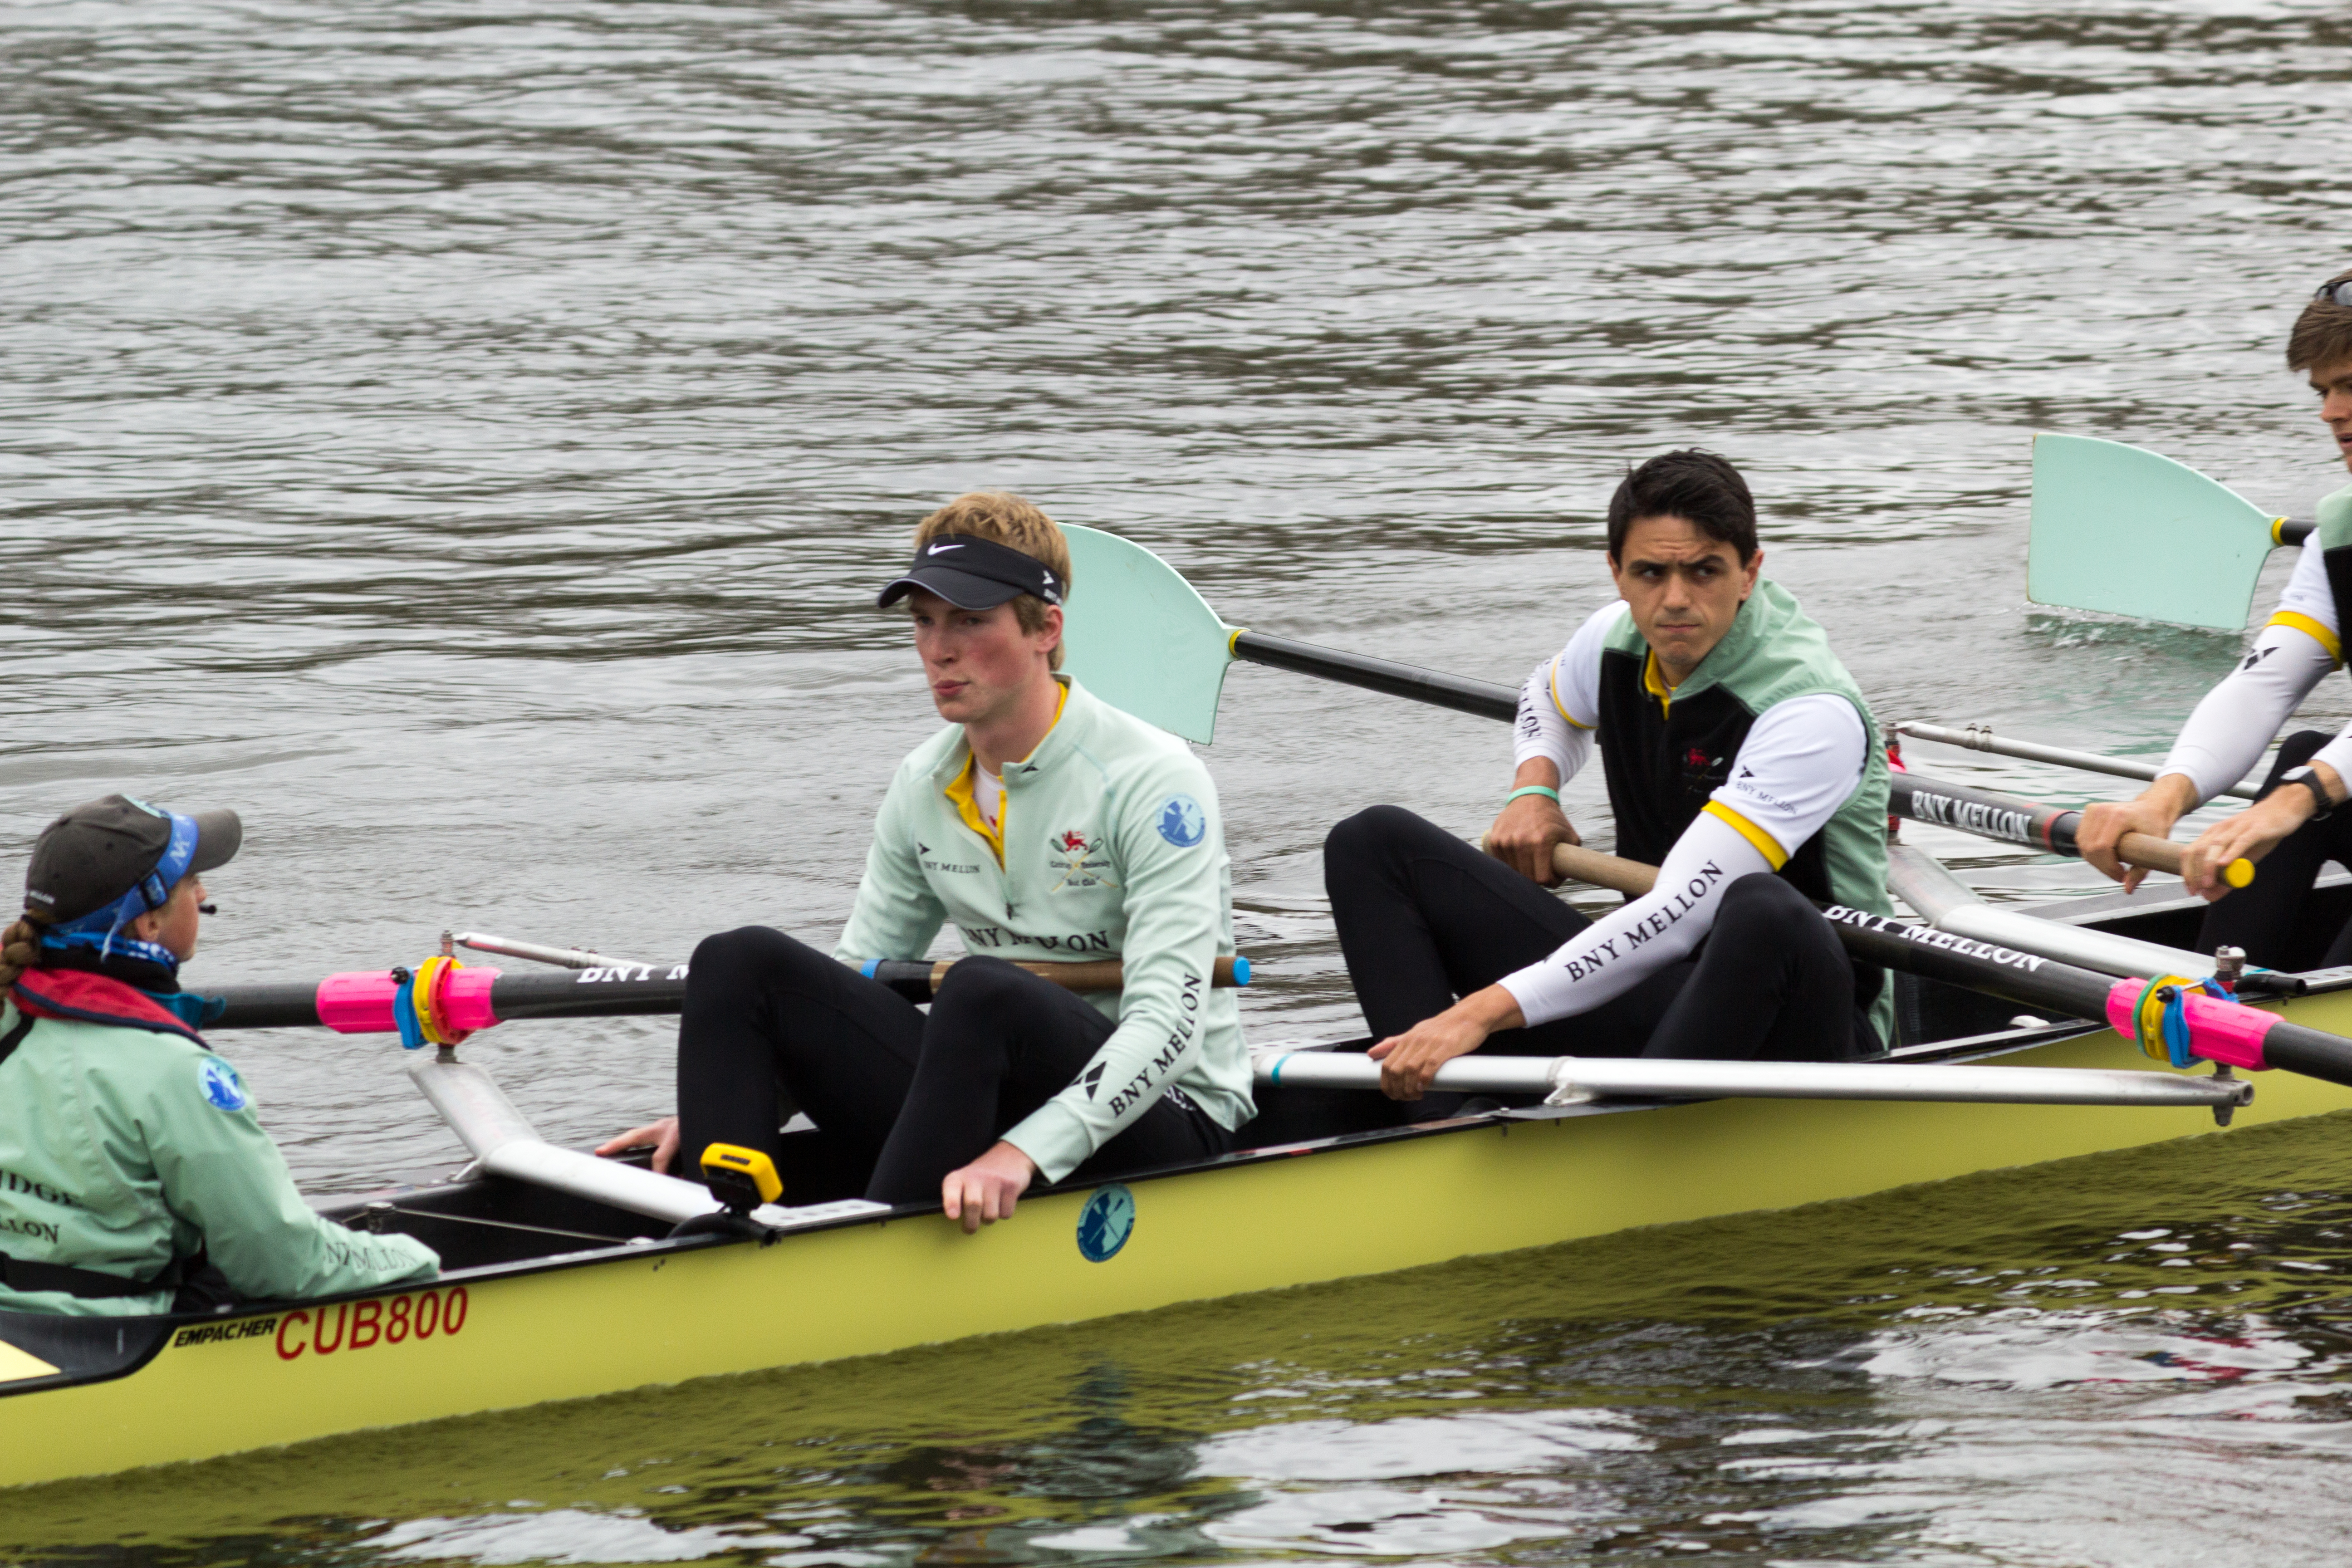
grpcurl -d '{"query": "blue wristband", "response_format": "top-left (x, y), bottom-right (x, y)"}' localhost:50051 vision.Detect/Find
top-left (1506, 785), bottom-right (1561, 804)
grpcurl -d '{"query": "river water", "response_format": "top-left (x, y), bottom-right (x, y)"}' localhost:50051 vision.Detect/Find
top-left (5, 0), bottom-right (2352, 1558)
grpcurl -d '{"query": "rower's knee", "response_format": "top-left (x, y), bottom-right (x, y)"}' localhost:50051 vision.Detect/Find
top-left (1713, 872), bottom-right (1809, 936)
top-left (1325, 804), bottom-right (1439, 873)
top-left (690, 926), bottom-right (825, 987)
top-left (929, 955), bottom-right (1032, 1019)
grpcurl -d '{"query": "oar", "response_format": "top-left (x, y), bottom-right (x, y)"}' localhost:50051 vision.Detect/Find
top-left (1063, 528), bottom-right (2246, 884)
top-left (1895, 721), bottom-right (2263, 802)
top-left (1064, 526), bottom-right (2252, 951)
top-left (203, 955), bottom-right (1249, 1032)
top-left (1526, 840), bottom-right (2352, 1090)
top-left (1891, 772), bottom-right (2254, 888)
top-left (2026, 434), bottom-right (2306, 631)
top-left (1061, 525), bottom-right (1514, 743)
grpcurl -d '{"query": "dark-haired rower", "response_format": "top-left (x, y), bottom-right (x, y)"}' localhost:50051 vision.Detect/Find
top-left (2078, 270), bottom-right (2352, 969)
top-left (0, 796), bottom-right (437, 1314)
top-left (1324, 450), bottom-right (1895, 1106)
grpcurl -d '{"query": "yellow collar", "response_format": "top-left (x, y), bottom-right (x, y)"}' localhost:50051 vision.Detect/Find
top-left (1642, 651), bottom-right (1675, 715)
top-left (941, 681), bottom-right (1069, 867)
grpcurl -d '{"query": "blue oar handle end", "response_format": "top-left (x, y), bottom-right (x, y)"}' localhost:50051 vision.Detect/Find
top-left (1232, 955), bottom-right (1251, 987)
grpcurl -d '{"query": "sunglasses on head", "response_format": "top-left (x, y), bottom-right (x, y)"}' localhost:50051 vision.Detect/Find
top-left (2317, 279), bottom-right (2352, 308)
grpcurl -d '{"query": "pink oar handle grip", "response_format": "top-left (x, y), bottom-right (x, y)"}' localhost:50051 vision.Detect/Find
top-left (2103, 977), bottom-right (2276, 1069)
top-left (313, 966), bottom-right (503, 1035)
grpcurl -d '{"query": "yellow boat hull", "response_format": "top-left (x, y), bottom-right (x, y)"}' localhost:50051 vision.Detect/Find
top-left (7, 1007), bottom-right (2350, 1490)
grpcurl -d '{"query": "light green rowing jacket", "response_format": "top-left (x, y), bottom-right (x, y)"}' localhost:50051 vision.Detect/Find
top-left (835, 676), bottom-right (1252, 1182)
top-left (0, 998), bottom-right (439, 1317)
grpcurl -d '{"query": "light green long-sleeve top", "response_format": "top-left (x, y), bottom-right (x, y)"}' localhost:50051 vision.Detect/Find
top-left (0, 997), bottom-right (438, 1316)
top-left (835, 676), bottom-right (1253, 1181)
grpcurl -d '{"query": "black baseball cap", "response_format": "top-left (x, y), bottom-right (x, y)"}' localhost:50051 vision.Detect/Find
top-left (24, 795), bottom-right (243, 926)
top-left (877, 534), bottom-right (1064, 612)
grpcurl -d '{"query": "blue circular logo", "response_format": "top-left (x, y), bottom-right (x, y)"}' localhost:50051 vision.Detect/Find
top-left (1156, 795), bottom-right (1206, 848)
top-left (1076, 1184), bottom-right (1136, 1262)
top-left (198, 1057), bottom-right (249, 1113)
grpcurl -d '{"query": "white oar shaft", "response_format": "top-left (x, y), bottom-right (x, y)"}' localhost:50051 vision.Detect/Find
top-left (1896, 722), bottom-right (2260, 802)
top-left (1255, 1050), bottom-right (2246, 1108)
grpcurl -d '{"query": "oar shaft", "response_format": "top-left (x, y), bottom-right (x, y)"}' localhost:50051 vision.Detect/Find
top-left (1229, 630), bottom-right (1518, 722)
top-left (205, 954), bottom-right (1246, 1031)
top-left (1535, 840), bottom-right (2352, 1087)
top-left (1891, 772), bottom-right (2251, 886)
top-left (1896, 722), bottom-right (2261, 802)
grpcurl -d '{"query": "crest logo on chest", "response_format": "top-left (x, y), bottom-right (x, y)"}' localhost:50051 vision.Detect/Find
top-left (1046, 827), bottom-right (1117, 892)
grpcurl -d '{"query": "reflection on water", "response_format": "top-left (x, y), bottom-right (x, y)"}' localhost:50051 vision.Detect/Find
top-left (7, 0), bottom-right (2352, 1558)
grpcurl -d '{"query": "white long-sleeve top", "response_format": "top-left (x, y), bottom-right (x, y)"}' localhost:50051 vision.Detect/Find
top-left (1498, 603), bottom-right (1870, 1028)
top-left (2159, 533), bottom-right (2351, 803)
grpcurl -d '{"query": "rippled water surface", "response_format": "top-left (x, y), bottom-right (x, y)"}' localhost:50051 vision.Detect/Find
top-left (6, 0), bottom-right (2352, 1558)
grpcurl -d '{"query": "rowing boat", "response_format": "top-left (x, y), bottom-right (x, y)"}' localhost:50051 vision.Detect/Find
top-left (3, 873), bottom-right (2347, 1490)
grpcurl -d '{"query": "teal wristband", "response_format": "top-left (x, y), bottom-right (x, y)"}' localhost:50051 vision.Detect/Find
top-left (1506, 785), bottom-right (1561, 805)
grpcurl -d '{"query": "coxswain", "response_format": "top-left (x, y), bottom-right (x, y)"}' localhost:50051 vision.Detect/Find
top-left (1323, 450), bottom-right (1896, 1107)
top-left (600, 492), bottom-right (1252, 1230)
top-left (2078, 271), bottom-right (2352, 968)
top-left (0, 796), bottom-right (437, 1314)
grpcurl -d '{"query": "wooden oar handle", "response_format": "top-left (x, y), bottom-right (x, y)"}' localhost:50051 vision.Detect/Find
top-left (924, 955), bottom-right (1249, 993)
top-left (2111, 830), bottom-right (2253, 889)
top-left (1477, 833), bottom-right (1657, 896)
top-left (1547, 842), bottom-right (1655, 897)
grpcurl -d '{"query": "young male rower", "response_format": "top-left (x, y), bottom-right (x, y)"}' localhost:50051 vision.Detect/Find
top-left (2078, 271), bottom-right (2352, 968)
top-left (0, 796), bottom-right (439, 1314)
top-left (600, 493), bottom-right (1252, 1229)
top-left (1324, 450), bottom-right (1895, 1106)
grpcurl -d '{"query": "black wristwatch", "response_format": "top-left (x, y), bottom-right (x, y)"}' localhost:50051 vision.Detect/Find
top-left (2283, 765), bottom-right (2337, 821)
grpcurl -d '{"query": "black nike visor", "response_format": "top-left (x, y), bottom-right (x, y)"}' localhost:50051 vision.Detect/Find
top-left (877, 534), bottom-right (1064, 611)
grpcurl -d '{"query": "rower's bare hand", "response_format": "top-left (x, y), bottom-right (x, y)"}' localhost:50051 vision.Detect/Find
top-left (2178, 793), bottom-right (2308, 902)
top-left (1366, 985), bottom-right (1524, 1100)
top-left (596, 1116), bottom-right (681, 1175)
top-left (942, 1140), bottom-right (1038, 1234)
top-left (1487, 794), bottom-right (1580, 887)
top-left (2078, 779), bottom-right (2194, 893)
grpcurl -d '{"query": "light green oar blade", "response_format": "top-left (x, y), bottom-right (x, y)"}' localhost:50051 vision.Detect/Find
top-left (2028, 433), bottom-right (2281, 630)
top-left (1061, 524), bottom-right (1235, 743)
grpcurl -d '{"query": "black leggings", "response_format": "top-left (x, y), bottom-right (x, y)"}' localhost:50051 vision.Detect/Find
top-left (2198, 730), bottom-right (2352, 970)
top-left (676, 928), bottom-right (1230, 1206)
top-left (1323, 806), bottom-right (1873, 1110)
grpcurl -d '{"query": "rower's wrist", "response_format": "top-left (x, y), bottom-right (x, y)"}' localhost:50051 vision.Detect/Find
top-left (2144, 772), bottom-right (2201, 824)
top-left (1506, 784), bottom-right (1561, 806)
top-left (1462, 984), bottom-right (1524, 1034)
